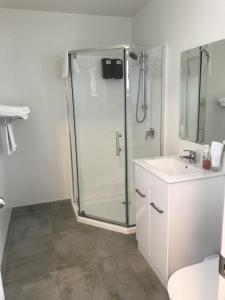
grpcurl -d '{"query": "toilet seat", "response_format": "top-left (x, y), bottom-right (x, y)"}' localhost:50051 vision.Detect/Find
top-left (167, 257), bottom-right (219, 300)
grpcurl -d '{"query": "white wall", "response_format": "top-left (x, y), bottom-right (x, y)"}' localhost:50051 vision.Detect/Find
top-left (0, 8), bottom-right (132, 207)
top-left (132, 0), bottom-right (225, 159)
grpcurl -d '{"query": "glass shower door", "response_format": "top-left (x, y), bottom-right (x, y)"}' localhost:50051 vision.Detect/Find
top-left (71, 49), bottom-right (127, 224)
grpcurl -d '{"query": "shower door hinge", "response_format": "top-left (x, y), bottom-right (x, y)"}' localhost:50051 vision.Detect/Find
top-left (219, 254), bottom-right (225, 278)
top-left (116, 131), bottom-right (122, 156)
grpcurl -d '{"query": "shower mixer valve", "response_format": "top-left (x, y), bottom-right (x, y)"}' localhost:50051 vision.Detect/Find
top-left (145, 128), bottom-right (155, 140)
top-left (141, 104), bottom-right (148, 111)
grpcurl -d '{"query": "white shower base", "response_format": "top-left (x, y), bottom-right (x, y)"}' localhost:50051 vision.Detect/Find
top-left (81, 195), bottom-right (125, 223)
top-left (71, 200), bottom-right (136, 235)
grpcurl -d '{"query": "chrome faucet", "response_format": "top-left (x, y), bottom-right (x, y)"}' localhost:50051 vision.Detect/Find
top-left (179, 150), bottom-right (196, 163)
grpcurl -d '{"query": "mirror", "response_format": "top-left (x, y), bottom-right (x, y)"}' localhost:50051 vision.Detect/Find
top-left (180, 39), bottom-right (225, 144)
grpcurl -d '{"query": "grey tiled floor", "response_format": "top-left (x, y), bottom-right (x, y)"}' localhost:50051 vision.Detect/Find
top-left (3, 202), bottom-right (169, 300)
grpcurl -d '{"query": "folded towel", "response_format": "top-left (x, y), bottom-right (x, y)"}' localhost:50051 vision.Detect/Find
top-left (0, 105), bottom-right (30, 120)
top-left (5, 122), bottom-right (17, 155)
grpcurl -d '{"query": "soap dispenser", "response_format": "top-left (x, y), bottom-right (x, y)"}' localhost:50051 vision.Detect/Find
top-left (203, 145), bottom-right (211, 170)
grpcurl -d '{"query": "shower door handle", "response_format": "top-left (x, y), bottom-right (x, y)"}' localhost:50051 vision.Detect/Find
top-left (116, 131), bottom-right (122, 156)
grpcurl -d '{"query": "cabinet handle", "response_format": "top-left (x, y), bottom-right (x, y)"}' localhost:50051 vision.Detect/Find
top-left (150, 202), bottom-right (164, 214)
top-left (135, 189), bottom-right (146, 198)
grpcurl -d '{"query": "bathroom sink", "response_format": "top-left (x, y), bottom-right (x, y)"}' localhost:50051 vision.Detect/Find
top-left (134, 156), bottom-right (225, 183)
top-left (144, 157), bottom-right (199, 176)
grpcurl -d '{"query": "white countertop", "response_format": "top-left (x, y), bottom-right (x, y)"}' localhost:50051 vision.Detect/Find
top-left (134, 156), bottom-right (225, 183)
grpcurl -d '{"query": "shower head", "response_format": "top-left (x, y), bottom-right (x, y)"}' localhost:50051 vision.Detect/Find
top-left (129, 51), bottom-right (147, 71)
top-left (129, 51), bottom-right (138, 61)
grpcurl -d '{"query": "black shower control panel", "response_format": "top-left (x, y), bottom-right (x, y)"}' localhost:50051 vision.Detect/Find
top-left (101, 58), bottom-right (113, 79)
top-left (112, 59), bottom-right (123, 79)
top-left (101, 58), bottom-right (123, 79)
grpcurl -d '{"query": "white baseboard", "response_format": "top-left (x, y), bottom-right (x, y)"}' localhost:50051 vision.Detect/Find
top-left (71, 200), bottom-right (136, 235)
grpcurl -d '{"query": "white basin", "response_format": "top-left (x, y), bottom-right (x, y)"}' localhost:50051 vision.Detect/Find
top-left (144, 157), bottom-right (200, 176)
top-left (134, 156), bottom-right (225, 183)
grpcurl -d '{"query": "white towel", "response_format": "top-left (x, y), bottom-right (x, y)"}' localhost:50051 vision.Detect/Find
top-left (0, 273), bottom-right (5, 300)
top-left (5, 122), bottom-right (17, 155)
top-left (0, 105), bottom-right (30, 120)
top-left (8, 123), bottom-right (17, 152)
top-left (62, 52), bottom-right (70, 78)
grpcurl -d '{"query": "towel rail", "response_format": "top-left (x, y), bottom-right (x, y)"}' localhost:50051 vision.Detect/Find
top-left (0, 115), bottom-right (24, 120)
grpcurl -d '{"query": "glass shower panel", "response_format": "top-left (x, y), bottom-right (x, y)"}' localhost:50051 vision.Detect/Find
top-left (71, 49), bottom-right (127, 224)
top-left (126, 45), bottom-right (163, 225)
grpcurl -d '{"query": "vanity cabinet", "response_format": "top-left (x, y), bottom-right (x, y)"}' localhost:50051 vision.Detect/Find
top-left (135, 162), bottom-right (224, 288)
top-left (135, 166), bottom-right (150, 259)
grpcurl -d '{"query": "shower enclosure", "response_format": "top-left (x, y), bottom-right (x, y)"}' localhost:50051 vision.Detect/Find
top-left (68, 45), bottom-right (164, 227)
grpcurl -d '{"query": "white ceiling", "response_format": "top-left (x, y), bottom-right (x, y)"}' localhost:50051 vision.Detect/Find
top-left (0, 0), bottom-right (150, 17)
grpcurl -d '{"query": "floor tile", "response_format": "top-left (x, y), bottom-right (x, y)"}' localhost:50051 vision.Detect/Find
top-left (4, 235), bottom-right (55, 284)
top-left (50, 207), bottom-right (77, 233)
top-left (4, 272), bottom-right (60, 300)
top-left (53, 229), bottom-right (97, 269)
top-left (93, 229), bottom-right (137, 259)
top-left (4, 253), bottom-right (55, 284)
top-left (8, 211), bottom-right (52, 242)
top-left (51, 199), bottom-right (72, 209)
top-left (3, 202), bottom-right (169, 300)
top-left (6, 235), bottom-right (53, 260)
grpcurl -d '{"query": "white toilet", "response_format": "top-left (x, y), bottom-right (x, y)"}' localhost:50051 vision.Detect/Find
top-left (167, 256), bottom-right (220, 300)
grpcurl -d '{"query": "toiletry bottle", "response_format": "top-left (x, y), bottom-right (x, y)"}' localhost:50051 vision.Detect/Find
top-left (203, 145), bottom-right (211, 170)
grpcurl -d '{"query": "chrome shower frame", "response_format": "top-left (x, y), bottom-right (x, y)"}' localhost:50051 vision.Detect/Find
top-left (69, 45), bottom-right (132, 227)
top-left (67, 44), bottom-right (165, 228)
